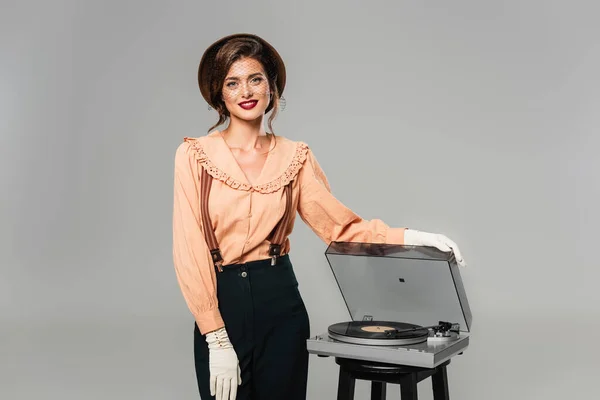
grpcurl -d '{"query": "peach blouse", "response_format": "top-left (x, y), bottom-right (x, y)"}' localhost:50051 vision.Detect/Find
top-left (172, 130), bottom-right (406, 334)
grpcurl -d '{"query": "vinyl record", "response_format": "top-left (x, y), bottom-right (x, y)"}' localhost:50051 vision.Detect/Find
top-left (328, 321), bottom-right (429, 346)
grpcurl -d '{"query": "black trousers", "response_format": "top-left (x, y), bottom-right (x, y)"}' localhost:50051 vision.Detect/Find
top-left (193, 254), bottom-right (310, 400)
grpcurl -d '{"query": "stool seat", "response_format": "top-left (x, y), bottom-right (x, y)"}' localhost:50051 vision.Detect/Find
top-left (336, 358), bottom-right (436, 374)
top-left (334, 357), bottom-right (450, 400)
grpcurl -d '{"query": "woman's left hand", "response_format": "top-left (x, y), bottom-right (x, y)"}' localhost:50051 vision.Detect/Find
top-left (403, 229), bottom-right (467, 267)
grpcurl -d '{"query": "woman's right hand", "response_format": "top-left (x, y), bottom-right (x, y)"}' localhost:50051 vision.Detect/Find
top-left (205, 327), bottom-right (241, 400)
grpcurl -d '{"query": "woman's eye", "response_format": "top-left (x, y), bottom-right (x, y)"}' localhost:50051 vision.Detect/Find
top-left (226, 82), bottom-right (237, 87)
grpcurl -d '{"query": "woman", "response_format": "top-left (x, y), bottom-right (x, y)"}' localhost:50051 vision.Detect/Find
top-left (172, 33), bottom-right (466, 400)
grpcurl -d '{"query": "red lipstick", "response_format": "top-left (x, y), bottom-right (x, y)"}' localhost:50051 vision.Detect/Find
top-left (238, 100), bottom-right (258, 110)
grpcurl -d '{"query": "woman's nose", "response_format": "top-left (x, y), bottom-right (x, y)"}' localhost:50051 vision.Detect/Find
top-left (241, 82), bottom-right (252, 97)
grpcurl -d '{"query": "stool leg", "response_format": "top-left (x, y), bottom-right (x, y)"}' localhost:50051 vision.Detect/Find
top-left (337, 367), bottom-right (355, 400)
top-left (432, 365), bottom-right (449, 400)
top-left (399, 373), bottom-right (418, 400)
top-left (371, 381), bottom-right (386, 400)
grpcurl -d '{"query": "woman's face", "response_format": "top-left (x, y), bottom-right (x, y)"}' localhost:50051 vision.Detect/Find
top-left (221, 57), bottom-right (271, 122)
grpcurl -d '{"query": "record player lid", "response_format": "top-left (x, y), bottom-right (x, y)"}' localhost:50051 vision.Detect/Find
top-left (324, 241), bottom-right (472, 332)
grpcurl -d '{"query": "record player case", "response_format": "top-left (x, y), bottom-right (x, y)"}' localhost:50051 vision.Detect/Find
top-left (306, 241), bottom-right (473, 399)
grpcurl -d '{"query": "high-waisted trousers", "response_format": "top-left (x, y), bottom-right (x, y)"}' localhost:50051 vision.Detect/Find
top-left (193, 254), bottom-right (310, 400)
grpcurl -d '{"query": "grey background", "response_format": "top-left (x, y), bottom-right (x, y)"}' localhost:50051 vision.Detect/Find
top-left (1, 0), bottom-right (598, 399)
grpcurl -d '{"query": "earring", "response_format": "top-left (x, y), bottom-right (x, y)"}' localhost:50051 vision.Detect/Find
top-left (279, 95), bottom-right (286, 112)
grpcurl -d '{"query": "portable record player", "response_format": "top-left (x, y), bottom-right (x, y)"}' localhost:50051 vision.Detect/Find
top-left (306, 241), bottom-right (473, 369)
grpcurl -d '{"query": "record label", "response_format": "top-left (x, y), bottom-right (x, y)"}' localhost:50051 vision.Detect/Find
top-left (360, 325), bottom-right (396, 333)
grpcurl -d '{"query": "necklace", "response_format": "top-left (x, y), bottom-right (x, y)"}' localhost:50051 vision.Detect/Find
top-left (220, 131), bottom-right (275, 155)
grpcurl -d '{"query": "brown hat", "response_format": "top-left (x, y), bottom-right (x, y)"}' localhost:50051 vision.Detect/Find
top-left (198, 33), bottom-right (286, 113)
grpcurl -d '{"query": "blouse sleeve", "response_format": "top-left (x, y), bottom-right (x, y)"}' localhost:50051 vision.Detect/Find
top-left (297, 147), bottom-right (406, 245)
top-left (172, 140), bottom-right (224, 335)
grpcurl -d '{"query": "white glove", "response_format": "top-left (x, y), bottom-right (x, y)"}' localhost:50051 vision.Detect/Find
top-left (205, 327), bottom-right (241, 400)
top-left (404, 229), bottom-right (467, 267)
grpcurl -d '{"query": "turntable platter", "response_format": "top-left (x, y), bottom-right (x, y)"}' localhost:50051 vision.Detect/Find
top-left (328, 321), bottom-right (429, 346)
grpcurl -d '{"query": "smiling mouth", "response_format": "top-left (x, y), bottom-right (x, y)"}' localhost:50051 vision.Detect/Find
top-left (238, 100), bottom-right (258, 110)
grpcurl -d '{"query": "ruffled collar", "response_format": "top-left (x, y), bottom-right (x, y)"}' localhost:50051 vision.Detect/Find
top-left (183, 131), bottom-right (309, 194)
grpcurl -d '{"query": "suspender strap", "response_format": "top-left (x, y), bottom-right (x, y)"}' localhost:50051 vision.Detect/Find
top-left (268, 182), bottom-right (294, 265)
top-left (200, 167), bottom-right (224, 271)
top-left (200, 167), bottom-right (294, 271)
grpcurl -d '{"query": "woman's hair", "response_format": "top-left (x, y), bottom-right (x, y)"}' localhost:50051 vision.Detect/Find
top-left (206, 37), bottom-right (282, 134)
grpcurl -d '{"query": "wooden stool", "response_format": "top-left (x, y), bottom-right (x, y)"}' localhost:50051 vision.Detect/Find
top-left (334, 357), bottom-right (450, 400)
